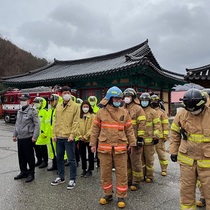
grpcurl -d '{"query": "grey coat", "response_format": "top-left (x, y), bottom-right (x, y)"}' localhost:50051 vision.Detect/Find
top-left (13, 105), bottom-right (40, 140)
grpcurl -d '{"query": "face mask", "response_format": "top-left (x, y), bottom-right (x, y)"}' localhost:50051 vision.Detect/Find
top-left (82, 107), bottom-right (89, 113)
top-left (191, 108), bottom-right (203, 115)
top-left (124, 97), bottom-right (131, 104)
top-left (141, 101), bottom-right (149, 107)
top-left (63, 94), bottom-right (71, 101)
top-left (113, 102), bottom-right (121, 107)
top-left (20, 101), bottom-right (28, 107)
top-left (150, 102), bottom-right (159, 109)
top-left (90, 101), bottom-right (95, 106)
top-left (33, 103), bottom-right (40, 109)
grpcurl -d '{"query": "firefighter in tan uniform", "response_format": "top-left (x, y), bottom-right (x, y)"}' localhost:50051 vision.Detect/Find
top-left (123, 88), bottom-right (146, 191)
top-left (150, 94), bottom-right (169, 176)
top-left (90, 86), bottom-right (136, 209)
top-left (139, 93), bottom-right (161, 183)
top-left (196, 88), bottom-right (210, 207)
top-left (170, 88), bottom-right (210, 210)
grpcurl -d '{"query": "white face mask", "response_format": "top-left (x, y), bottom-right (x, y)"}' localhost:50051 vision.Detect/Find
top-left (33, 103), bottom-right (40, 109)
top-left (82, 107), bottom-right (89, 113)
top-left (20, 101), bottom-right (28, 107)
top-left (191, 108), bottom-right (203, 115)
top-left (124, 97), bottom-right (131, 104)
top-left (63, 94), bottom-right (71, 101)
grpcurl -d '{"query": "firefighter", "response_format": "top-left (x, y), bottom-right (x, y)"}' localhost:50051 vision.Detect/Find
top-left (139, 93), bottom-right (161, 183)
top-left (33, 97), bottom-right (49, 168)
top-left (46, 94), bottom-right (62, 171)
top-left (150, 94), bottom-right (169, 176)
top-left (90, 86), bottom-right (136, 208)
top-left (170, 88), bottom-right (210, 210)
top-left (123, 88), bottom-right (146, 191)
top-left (195, 89), bottom-right (210, 207)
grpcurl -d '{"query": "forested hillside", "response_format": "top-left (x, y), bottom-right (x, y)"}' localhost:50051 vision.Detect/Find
top-left (0, 38), bottom-right (48, 78)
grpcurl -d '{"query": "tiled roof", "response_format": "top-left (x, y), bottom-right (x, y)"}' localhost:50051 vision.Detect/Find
top-left (1, 40), bottom-right (184, 86)
top-left (185, 64), bottom-right (210, 81)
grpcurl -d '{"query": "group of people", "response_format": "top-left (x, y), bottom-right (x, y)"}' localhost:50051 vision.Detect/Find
top-left (12, 85), bottom-right (210, 209)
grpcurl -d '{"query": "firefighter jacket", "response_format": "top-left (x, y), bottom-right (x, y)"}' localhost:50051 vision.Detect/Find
top-left (53, 100), bottom-right (80, 139)
top-left (77, 112), bottom-right (95, 142)
top-left (170, 106), bottom-right (210, 168)
top-left (143, 106), bottom-right (161, 145)
top-left (90, 104), bottom-right (136, 154)
top-left (155, 108), bottom-right (169, 140)
top-left (36, 98), bottom-right (49, 145)
top-left (13, 105), bottom-right (40, 140)
top-left (124, 102), bottom-right (146, 138)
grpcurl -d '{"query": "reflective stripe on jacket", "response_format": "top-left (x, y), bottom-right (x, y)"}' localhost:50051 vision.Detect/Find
top-left (124, 102), bottom-right (146, 138)
top-left (90, 104), bottom-right (136, 154)
top-left (142, 106), bottom-right (161, 145)
top-left (170, 106), bottom-right (210, 168)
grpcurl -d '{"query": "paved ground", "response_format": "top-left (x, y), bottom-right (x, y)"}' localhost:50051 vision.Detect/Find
top-left (0, 119), bottom-right (205, 210)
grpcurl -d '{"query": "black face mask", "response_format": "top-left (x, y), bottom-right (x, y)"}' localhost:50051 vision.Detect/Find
top-left (150, 102), bottom-right (159, 109)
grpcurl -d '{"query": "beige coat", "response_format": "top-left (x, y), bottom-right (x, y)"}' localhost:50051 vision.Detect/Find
top-left (90, 104), bottom-right (136, 154)
top-left (143, 106), bottom-right (161, 145)
top-left (53, 100), bottom-right (80, 139)
top-left (170, 106), bottom-right (210, 166)
top-left (124, 102), bottom-right (146, 138)
top-left (155, 108), bottom-right (169, 140)
top-left (77, 112), bottom-right (95, 142)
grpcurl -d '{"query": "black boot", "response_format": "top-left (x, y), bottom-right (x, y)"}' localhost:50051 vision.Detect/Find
top-left (14, 173), bottom-right (28, 180)
top-left (25, 174), bottom-right (34, 183)
top-left (35, 160), bottom-right (42, 167)
top-left (39, 162), bottom-right (48, 168)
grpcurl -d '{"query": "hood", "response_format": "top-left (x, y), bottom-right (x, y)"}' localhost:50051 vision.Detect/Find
top-left (88, 96), bottom-right (98, 106)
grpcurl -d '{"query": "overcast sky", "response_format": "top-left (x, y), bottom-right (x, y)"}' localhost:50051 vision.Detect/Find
top-left (0, 0), bottom-right (210, 74)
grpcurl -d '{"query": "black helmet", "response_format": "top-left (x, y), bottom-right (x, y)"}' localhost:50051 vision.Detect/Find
top-left (150, 94), bottom-right (160, 109)
top-left (123, 88), bottom-right (137, 98)
top-left (139, 92), bottom-right (151, 101)
top-left (182, 89), bottom-right (206, 112)
top-left (151, 94), bottom-right (160, 102)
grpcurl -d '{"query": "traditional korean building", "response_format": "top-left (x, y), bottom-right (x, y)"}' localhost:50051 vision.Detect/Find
top-left (1, 40), bottom-right (185, 115)
top-left (185, 64), bottom-right (210, 88)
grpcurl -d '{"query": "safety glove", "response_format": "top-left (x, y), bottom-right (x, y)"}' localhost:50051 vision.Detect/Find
top-left (136, 137), bottom-right (144, 147)
top-left (170, 154), bottom-right (178, 162)
top-left (152, 138), bottom-right (159, 145)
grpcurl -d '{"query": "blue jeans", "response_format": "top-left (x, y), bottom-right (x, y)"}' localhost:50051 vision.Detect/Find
top-left (56, 138), bottom-right (76, 181)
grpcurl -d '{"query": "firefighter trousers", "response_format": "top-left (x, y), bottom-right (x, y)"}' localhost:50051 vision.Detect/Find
top-left (180, 163), bottom-right (210, 210)
top-left (142, 145), bottom-right (155, 179)
top-left (98, 152), bottom-right (128, 198)
top-left (155, 139), bottom-right (168, 172)
top-left (127, 146), bottom-right (143, 185)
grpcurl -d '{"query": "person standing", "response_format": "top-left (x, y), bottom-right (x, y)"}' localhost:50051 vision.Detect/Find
top-left (46, 94), bottom-right (62, 171)
top-left (51, 86), bottom-right (79, 190)
top-left (170, 88), bottom-right (210, 210)
top-left (33, 97), bottom-right (49, 168)
top-left (90, 86), bottom-right (136, 208)
top-left (13, 94), bottom-right (40, 183)
top-left (139, 92), bottom-right (161, 183)
top-left (123, 88), bottom-right (146, 191)
top-left (78, 101), bottom-right (95, 178)
top-left (150, 94), bottom-right (169, 176)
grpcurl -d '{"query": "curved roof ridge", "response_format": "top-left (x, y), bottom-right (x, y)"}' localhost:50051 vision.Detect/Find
top-left (54, 39), bottom-right (149, 64)
top-left (161, 68), bottom-right (185, 77)
top-left (186, 64), bottom-right (210, 72)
